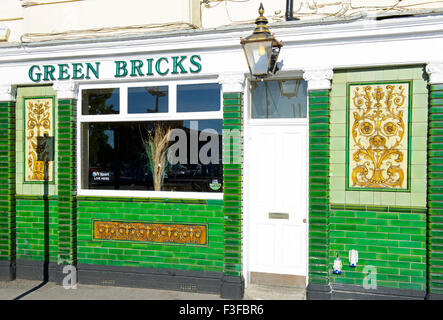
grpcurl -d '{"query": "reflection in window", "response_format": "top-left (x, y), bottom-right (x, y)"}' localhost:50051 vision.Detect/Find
top-left (82, 88), bottom-right (119, 115)
top-left (128, 86), bottom-right (168, 114)
top-left (177, 83), bottom-right (221, 112)
top-left (82, 120), bottom-right (223, 192)
top-left (251, 80), bottom-right (307, 119)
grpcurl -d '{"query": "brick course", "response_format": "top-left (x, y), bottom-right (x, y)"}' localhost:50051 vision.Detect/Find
top-left (77, 198), bottom-right (224, 271)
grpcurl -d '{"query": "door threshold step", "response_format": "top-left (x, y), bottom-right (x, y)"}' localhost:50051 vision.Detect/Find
top-left (250, 272), bottom-right (306, 288)
top-left (244, 284), bottom-right (306, 300)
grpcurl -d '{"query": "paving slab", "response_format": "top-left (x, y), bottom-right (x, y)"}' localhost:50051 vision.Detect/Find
top-left (0, 280), bottom-right (306, 300)
top-left (244, 284), bottom-right (306, 300)
top-left (0, 279), bottom-right (224, 300)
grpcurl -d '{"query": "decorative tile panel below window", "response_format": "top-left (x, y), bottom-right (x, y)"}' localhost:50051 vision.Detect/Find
top-left (93, 220), bottom-right (207, 245)
top-left (347, 82), bottom-right (411, 190)
top-left (24, 97), bottom-right (54, 182)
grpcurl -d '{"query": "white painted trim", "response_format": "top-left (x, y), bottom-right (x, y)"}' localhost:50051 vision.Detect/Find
top-left (242, 76), bottom-right (250, 287)
top-left (426, 62), bottom-right (443, 85)
top-left (305, 90), bottom-right (310, 288)
top-left (53, 81), bottom-right (78, 99)
top-left (169, 83), bottom-right (177, 115)
top-left (0, 84), bottom-right (16, 102)
top-left (120, 85), bottom-right (128, 116)
top-left (2, 15), bottom-right (443, 64)
top-left (76, 78), bottom-right (223, 200)
top-left (79, 111), bottom-right (223, 122)
top-left (249, 118), bottom-right (308, 126)
top-left (303, 68), bottom-right (334, 91)
top-left (218, 73), bottom-right (245, 93)
top-left (2, 15), bottom-right (443, 78)
top-left (77, 189), bottom-right (223, 200)
top-left (77, 78), bottom-right (223, 121)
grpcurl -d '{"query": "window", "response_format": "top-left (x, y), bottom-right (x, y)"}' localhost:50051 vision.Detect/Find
top-left (78, 81), bottom-right (223, 198)
top-left (128, 86), bottom-right (168, 114)
top-left (177, 83), bottom-right (221, 112)
top-left (82, 88), bottom-right (119, 115)
top-left (251, 80), bottom-right (307, 119)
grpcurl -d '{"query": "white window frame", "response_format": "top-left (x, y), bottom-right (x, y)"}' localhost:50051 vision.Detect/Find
top-left (76, 78), bottom-right (223, 199)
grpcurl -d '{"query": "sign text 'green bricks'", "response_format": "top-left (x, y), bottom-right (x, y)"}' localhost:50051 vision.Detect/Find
top-left (28, 55), bottom-right (202, 82)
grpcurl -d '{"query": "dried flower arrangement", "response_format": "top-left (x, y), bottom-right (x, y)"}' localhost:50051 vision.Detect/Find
top-left (140, 122), bottom-right (173, 191)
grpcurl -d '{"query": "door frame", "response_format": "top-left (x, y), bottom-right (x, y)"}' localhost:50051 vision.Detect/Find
top-left (242, 75), bottom-right (310, 288)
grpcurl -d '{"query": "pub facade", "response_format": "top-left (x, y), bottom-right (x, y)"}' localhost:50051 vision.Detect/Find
top-left (0, 0), bottom-right (443, 299)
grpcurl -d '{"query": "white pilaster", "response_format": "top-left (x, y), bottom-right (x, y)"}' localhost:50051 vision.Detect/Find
top-left (53, 81), bottom-right (78, 100)
top-left (303, 68), bottom-right (334, 91)
top-left (0, 84), bottom-right (16, 102)
top-left (218, 73), bottom-right (245, 93)
top-left (426, 63), bottom-right (443, 84)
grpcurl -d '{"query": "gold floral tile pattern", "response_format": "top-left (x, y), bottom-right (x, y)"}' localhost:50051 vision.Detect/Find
top-left (348, 82), bottom-right (410, 190)
top-left (94, 221), bottom-right (207, 245)
top-left (24, 97), bottom-right (54, 182)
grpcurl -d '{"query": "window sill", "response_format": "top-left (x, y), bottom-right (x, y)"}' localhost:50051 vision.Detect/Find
top-left (77, 189), bottom-right (223, 200)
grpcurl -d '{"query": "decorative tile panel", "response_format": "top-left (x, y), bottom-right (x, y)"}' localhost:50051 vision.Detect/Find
top-left (93, 220), bottom-right (207, 245)
top-left (24, 97), bottom-right (54, 182)
top-left (347, 82), bottom-right (411, 190)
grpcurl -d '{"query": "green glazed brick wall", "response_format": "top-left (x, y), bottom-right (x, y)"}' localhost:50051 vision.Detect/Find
top-left (57, 99), bottom-right (77, 266)
top-left (329, 206), bottom-right (426, 291)
top-left (328, 66), bottom-right (428, 292)
top-left (222, 92), bottom-right (243, 278)
top-left (428, 83), bottom-right (443, 295)
top-left (308, 90), bottom-right (330, 286)
top-left (0, 101), bottom-right (16, 263)
top-left (12, 87), bottom-right (62, 266)
top-left (77, 198), bottom-right (224, 272)
top-left (16, 197), bottom-right (59, 263)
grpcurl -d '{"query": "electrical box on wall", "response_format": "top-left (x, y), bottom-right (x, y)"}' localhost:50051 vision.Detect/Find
top-left (0, 25), bottom-right (10, 42)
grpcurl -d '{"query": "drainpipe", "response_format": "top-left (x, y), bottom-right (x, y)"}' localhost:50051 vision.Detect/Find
top-left (285, 0), bottom-right (299, 21)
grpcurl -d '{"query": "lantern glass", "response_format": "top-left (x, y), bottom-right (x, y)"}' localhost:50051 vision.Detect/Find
top-left (242, 39), bottom-right (273, 77)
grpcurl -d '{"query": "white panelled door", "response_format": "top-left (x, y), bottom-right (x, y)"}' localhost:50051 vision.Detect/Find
top-left (248, 122), bottom-right (308, 276)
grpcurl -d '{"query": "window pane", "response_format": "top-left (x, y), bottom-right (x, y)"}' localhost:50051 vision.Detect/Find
top-left (177, 83), bottom-right (221, 112)
top-left (82, 88), bottom-right (119, 115)
top-left (82, 120), bottom-right (223, 192)
top-left (128, 86), bottom-right (168, 114)
top-left (251, 80), bottom-right (307, 119)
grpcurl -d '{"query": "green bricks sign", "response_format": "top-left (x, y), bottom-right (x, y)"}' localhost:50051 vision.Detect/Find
top-left (28, 55), bottom-right (202, 82)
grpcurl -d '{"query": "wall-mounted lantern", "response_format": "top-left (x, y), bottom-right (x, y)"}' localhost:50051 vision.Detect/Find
top-left (240, 3), bottom-right (283, 79)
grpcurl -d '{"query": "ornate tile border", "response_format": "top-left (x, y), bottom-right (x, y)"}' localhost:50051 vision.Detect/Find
top-left (345, 81), bottom-right (412, 192)
top-left (93, 220), bottom-right (207, 245)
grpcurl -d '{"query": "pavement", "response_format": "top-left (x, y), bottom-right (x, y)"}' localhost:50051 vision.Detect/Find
top-left (0, 279), bottom-right (306, 300)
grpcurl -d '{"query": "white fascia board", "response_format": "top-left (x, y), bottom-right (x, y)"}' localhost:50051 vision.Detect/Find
top-left (1, 14), bottom-right (443, 69)
top-left (275, 15), bottom-right (443, 44)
